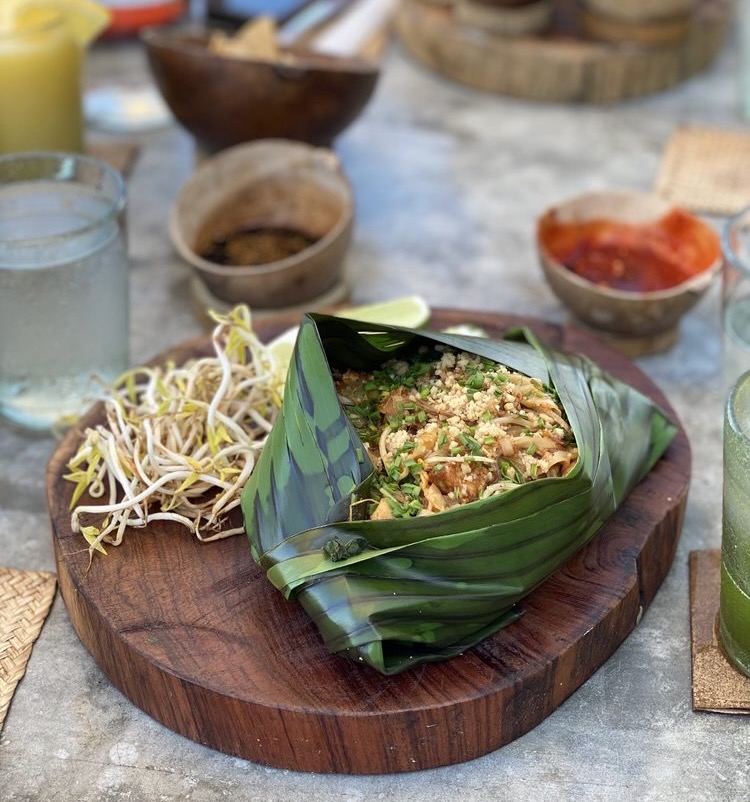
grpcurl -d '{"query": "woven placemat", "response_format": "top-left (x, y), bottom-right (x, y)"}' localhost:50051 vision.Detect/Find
top-left (689, 549), bottom-right (750, 713)
top-left (655, 126), bottom-right (750, 217)
top-left (0, 568), bottom-right (57, 731)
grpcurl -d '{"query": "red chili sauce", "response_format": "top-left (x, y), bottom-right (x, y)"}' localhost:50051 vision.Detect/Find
top-left (538, 208), bottom-right (721, 293)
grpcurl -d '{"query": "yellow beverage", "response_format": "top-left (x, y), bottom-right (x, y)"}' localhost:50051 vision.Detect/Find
top-left (0, 8), bottom-right (83, 154)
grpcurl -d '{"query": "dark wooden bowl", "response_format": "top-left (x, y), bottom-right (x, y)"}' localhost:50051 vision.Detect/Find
top-left (141, 26), bottom-right (381, 152)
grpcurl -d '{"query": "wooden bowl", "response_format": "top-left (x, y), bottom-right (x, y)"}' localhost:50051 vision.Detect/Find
top-left (583, 0), bottom-right (695, 23)
top-left (581, 8), bottom-right (692, 46)
top-left (141, 25), bottom-right (381, 152)
top-left (455, 0), bottom-right (553, 35)
top-left (537, 190), bottom-right (722, 355)
top-left (169, 140), bottom-right (354, 308)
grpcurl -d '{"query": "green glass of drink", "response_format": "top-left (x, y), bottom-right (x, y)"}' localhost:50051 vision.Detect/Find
top-left (720, 369), bottom-right (750, 676)
top-left (720, 207), bottom-right (750, 399)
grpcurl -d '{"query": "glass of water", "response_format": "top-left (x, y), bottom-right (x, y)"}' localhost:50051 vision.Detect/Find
top-left (722, 207), bottom-right (750, 396)
top-left (720, 370), bottom-right (750, 677)
top-left (0, 152), bottom-right (129, 432)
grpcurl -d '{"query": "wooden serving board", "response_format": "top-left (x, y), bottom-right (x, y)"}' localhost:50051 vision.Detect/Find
top-left (46, 310), bottom-right (690, 774)
top-left (395, 0), bottom-right (730, 103)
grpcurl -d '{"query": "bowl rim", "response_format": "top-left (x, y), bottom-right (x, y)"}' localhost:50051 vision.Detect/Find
top-left (140, 23), bottom-right (381, 75)
top-left (541, 188), bottom-right (671, 215)
top-left (721, 204), bottom-right (750, 279)
top-left (169, 139), bottom-right (355, 277)
top-left (537, 189), bottom-right (723, 301)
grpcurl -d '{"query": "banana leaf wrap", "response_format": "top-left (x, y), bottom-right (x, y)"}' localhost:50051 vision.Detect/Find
top-left (241, 313), bottom-right (677, 675)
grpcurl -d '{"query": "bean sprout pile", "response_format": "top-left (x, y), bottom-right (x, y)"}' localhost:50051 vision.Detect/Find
top-left (64, 306), bottom-right (286, 559)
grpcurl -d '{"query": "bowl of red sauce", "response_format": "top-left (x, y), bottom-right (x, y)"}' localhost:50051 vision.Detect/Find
top-left (537, 190), bottom-right (722, 355)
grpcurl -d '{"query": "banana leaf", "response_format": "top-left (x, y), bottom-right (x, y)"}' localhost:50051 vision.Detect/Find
top-left (241, 313), bottom-right (677, 675)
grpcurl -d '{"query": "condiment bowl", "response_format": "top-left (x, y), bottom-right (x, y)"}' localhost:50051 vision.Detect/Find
top-left (169, 139), bottom-right (354, 309)
top-left (537, 190), bottom-right (722, 355)
top-left (141, 25), bottom-right (381, 153)
top-left (583, 0), bottom-right (695, 22)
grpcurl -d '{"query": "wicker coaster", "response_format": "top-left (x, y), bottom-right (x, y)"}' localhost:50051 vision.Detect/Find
top-left (688, 549), bottom-right (750, 713)
top-left (0, 568), bottom-right (57, 731)
top-left (655, 126), bottom-right (750, 217)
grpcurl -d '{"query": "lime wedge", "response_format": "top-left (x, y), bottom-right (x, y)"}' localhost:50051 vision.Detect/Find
top-left (266, 324), bottom-right (299, 386)
top-left (266, 296), bottom-right (431, 386)
top-left (334, 295), bottom-right (430, 328)
top-left (268, 328), bottom-right (296, 365)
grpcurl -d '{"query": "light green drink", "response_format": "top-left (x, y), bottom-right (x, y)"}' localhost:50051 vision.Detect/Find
top-left (720, 370), bottom-right (750, 676)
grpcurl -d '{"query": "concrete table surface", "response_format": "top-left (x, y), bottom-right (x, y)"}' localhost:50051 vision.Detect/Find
top-left (1, 26), bottom-right (748, 802)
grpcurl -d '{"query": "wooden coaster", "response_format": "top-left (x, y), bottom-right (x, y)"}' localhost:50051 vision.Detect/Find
top-left (655, 126), bottom-right (750, 217)
top-left (688, 549), bottom-right (750, 713)
top-left (189, 273), bottom-right (351, 328)
top-left (86, 141), bottom-right (140, 179)
top-left (0, 568), bottom-right (57, 731)
top-left (563, 315), bottom-right (680, 358)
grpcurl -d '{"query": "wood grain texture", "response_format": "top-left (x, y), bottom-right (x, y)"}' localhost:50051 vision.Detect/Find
top-left (46, 310), bottom-right (690, 774)
top-left (141, 28), bottom-right (380, 153)
top-left (394, 0), bottom-right (729, 103)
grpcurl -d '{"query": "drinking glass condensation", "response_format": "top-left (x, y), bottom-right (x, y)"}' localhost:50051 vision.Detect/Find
top-left (722, 207), bottom-right (750, 396)
top-left (0, 7), bottom-right (84, 154)
top-left (0, 153), bottom-right (129, 431)
top-left (720, 370), bottom-right (750, 677)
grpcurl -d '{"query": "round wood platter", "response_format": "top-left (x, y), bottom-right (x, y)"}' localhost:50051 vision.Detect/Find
top-left (394, 0), bottom-right (730, 103)
top-left (46, 309), bottom-right (691, 774)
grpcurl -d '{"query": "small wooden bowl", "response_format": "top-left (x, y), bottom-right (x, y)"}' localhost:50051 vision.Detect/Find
top-left (141, 25), bottom-right (381, 152)
top-left (455, 0), bottom-right (553, 35)
top-left (537, 190), bottom-right (721, 356)
top-left (169, 140), bottom-right (354, 309)
top-left (581, 8), bottom-right (692, 46)
top-left (583, 0), bottom-right (695, 23)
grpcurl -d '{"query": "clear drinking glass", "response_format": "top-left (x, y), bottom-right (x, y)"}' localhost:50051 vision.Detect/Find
top-left (0, 152), bottom-right (129, 432)
top-left (721, 207), bottom-right (750, 397)
top-left (720, 369), bottom-right (750, 677)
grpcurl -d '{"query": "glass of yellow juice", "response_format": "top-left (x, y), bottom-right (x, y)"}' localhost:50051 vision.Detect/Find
top-left (0, 7), bottom-right (84, 154)
top-left (720, 369), bottom-right (750, 676)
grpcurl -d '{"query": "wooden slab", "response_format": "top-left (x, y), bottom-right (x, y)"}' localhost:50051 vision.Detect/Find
top-left (394, 0), bottom-right (729, 103)
top-left (45, 310), bottom-right (690, 774)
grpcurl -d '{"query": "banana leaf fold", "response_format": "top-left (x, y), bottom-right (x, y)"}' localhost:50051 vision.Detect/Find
top-left (241, 314), bottom-right (677, 675)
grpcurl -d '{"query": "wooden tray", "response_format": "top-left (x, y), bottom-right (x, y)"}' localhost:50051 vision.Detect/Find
top-left (394, 0), bottom-right (730, 103)
top-left (46, 310), bottom-right (690, 774)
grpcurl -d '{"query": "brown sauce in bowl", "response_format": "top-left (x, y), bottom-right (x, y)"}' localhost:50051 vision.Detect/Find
top-left (200, 226), bottom-right (319, 267)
